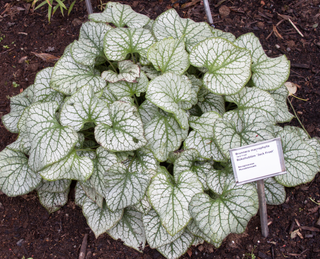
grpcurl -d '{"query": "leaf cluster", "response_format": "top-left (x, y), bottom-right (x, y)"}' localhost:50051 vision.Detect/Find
top-left (1, 2), bottom-right (320, 258)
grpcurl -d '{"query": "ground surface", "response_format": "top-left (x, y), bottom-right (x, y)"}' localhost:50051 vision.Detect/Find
top-left (0, 0), bottom-right (320, 258)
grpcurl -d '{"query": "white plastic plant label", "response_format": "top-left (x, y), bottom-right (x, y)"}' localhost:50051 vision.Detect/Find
top-left (230, 138), bottom-right (286, 185)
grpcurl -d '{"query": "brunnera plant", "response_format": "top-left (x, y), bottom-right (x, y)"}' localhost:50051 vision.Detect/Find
top-left (1, 2), bottom-right (320, 258)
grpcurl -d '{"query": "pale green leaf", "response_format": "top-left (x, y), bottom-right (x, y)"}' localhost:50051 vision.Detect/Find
top-left (51, 51), bottom-right (106, 95)
top-left (225, 86), bottom-right (278, 123)
top-left (189, 37), bottom-right (252, 95)
top-left (234, 33), bottom-right (290, 91)
top-left (307, 137), bottom-right (320, 169)
top-left (212, 29), bottom-right (236, 42)
top-left (148, 37), bottom-right (189, 74)
top-left (269, 85), bottom-right (294, 123)
top-left (187, 220), bottom-right (221, 247)
top-left (104, 28), bottom-right (155, 61)
top-left (146, 73), bottom-right (194, 129)
top-left (139, 100), bottom-right (188, 162)
top-left (263, 177), bottom-right (286, 205)
top-left (148, 168), bottom-right (203, 236)
top-left (275, 127), bottom-right (319, 187)
top-left (108, 71), bottom-right (148, 98)
top-left (37, 179), bottom-right (71, 193)
top-left (152, 8), bottom-right (213, 51)
top-left (60, 84), bottom-right (111, 131)
top-left (82, 196), bottom-right (123, 238)
top-left (156, 229), bottom-right (194, 259)
top-left (189, 111), bottom-right (221, 138)
top-left (197, 87), bottom-right (225, 115)
top-left (71, 21), bottom-right (112, 66)
top-left (89, 2), bottom-right (150, 28)
top-left (101, 60), bottom-right (140, 83)
top-left (2, 90), bottom-right (31, 133)
top-left (214, 109), bottom-right (274, 159)
top-left (0, 148), bottom-right (41, 196)
top-left (81, 183), bottom-right (104, 208)
top-left (26, 102), bottom-right (78, 172)
top-left (189, 169), bottom-right (258, 244)
top-left (143, 209), bottom-right (183, 249)
top-left (108, 208), bottom-right (146, 252)
top-left (95, 101), bottom-right (147, 151)
top-left (38, 188), bottom-right (69, 213)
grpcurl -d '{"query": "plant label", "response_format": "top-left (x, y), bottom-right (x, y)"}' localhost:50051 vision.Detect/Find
top-left (229, 138), bottom-right (286, 185)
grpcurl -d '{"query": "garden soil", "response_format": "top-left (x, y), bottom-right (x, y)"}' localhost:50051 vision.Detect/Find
top-left (0, 0), bottom-right (320, 258)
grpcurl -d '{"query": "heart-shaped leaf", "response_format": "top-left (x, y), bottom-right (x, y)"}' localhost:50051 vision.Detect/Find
top-left (82, 196), bottom-right (123, 238)
top-left (143, 209), bottom-right (184, 249)
top-left (264, 177), bottom-right (286, 205)
top-left (152, 8), bottom-right (213, 52)
top-left (189, 168), bottom-right (258, 244)
top-left (71, 21), bottom-right (111, 66)
top-left (132, 195), bottom-right (152, 215)
top-left (146, 73), bottom-right (195, 129)
top-left (0, 148), bottom-right (41, 196)
top-left (104, 28), bottom-right (155, 61)
top-left (213, 29), bottom-right (236, 42)
top-left (197, 87), bottom-right (225, 115)
top-left (60, 85), bottom-right (111, 131)
top-left (148, 168), bottom-right (203, 236)
top-left (275, 126), bottom-right (319, 187)
top-left (89, 2), bottom-right (150, 28)
top-left (51, 51), bottom-right (106, 95)
top-left (95, 101), bottom-right (147, 151)
top-left (81, 183), bottom-right (104, 208)
top-left (139, 100), bottom-right (188, 162)
top-left (147, 37), bottom-right (189, 74)
top-left (189, 37), bottom-right (251, 95)
top-left (189, 111), bottom-right (221, 139)
top-left (37, 179), bottom-right (71, 193)
top-left (187, 220), bottom-right (221, 247)
top-left (38, 188), bottom-right (69, 213)
top-left (26, 102), bottom-right (79, 172)
top-left (75, 182), bottom-right (87, 207)
top-left (101, 60), bottom-right (140, 83)
top-left (108, 208), bottom-right (146, 252)
top-left (234, 33), bottom-right (290, 91)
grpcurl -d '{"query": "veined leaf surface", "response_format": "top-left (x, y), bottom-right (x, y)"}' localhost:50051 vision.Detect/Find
top-left (89, 2), bottom-right (150, 28)
top-left (37, 179), bottom-right (71, 193)
top-left (101, 60), bottom-right (140, 83)
top-left (234, 33), bottom-right (290, 91)
top-left (264, 177), bottom-right (286, 205)
top-left (197, 87), bottom-right (225, 115)
top-left (189, 37), bottom-right (251, 95)
top-left (148, 168), bottom-right (203, 236)
top-left (38, 188), bottom-right (69, 213)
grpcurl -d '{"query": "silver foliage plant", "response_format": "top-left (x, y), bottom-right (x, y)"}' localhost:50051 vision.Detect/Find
top-left (1, 2), bottom-right (320, 258)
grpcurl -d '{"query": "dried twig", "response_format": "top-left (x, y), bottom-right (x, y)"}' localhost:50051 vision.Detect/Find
top-left (79, 234), bottom-right (88, 259)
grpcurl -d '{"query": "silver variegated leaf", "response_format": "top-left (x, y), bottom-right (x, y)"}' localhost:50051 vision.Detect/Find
top-left (75, 182), bottom-right (87, 207)
top-left (95, 101), bottom-right (147, 151)
top-left (101, 60), bottom-right (140, 83)
top-left (37, 179), bottom-right (71, 193)
top-left (308, 137), bottom-right (320, 169)
top-left (156, 229), bottom-right (194, 259)
top-left (189, 169), bottom-right (258, 245)
top-left (89, 2), bottom-right (150, 28)
top-left (148, 37), bottom-right (189, 74)
top-left (81, 183), bottom-right (104, 208)
top-left (0, 148), bottom-right (41, 196)
top-left (139, 100), bottom-right (188, 162)
top-left (187, 220), bottom-right (221, 247)
top-left (275, 126), bottom-right (319, 187)
top-left (234, 33), bottom-right (290, 91)
top-left (269, 85), bottom-right (294, 123)
top-left (132, 195), bottom-right (152, 215)
top-left (213, 29), bottom-right (236, 42)
top-left (104, 162), bottom-right (153, 211)
top-left (108, 71), bottom-right (148, 98)
top-left (197, 87), bottom-right (225, 115)
top-left (174, 149), bottom-right (213, 190)
top-left (26, 102), bottom-right (78, 172)
top-left (190, 37), bottom-right (252, 95)
top-left (214, 109), bottom-right (274, 159)
top-left (51, 51), bottom-right (106, 95)
top-left (29, 67), bottom-right (64, 104)
top-left (38, 188), bottom-right (69, 213)
top-left (148, 168), bottom-right (203, 236)
top-left (108, 208), bottom-right (146, 252)
top-left (60, 84), bottom-right (111, 131)
top-left (225, 86), bottom-right (278, 123)
top-left (104, 28), bottom-right (155, 61)
top-left (82, 196), bottom-right (123, 238)
top-left (152, 8), bottom-right (213, 51)
top-left (141, 65), bottom-right (161, 80)
top-left (189, 111), bottom-right (221, 138)
top-left (2, 90), bottom-right (31, 133)
top-left (146, 73), bottom-right (194, 129)
top-left (263, 177), bottom-right (286, 205)
top-left (71, 22), bottom-right (111, 66)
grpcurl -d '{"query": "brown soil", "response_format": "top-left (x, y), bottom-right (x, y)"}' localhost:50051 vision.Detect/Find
top-left (0, 0), bottom-right (320, 258)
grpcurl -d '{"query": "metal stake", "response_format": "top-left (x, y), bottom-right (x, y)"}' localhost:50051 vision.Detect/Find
top-left (257, 179), bottom-right (269, 237)
top-left (202, 0), bottom-right (214, 27)
top-left (85, 0), bottom-right (93, 15)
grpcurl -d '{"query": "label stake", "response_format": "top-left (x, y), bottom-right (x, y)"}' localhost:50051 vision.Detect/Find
top-left (257, 179), bottom-right (268, 237)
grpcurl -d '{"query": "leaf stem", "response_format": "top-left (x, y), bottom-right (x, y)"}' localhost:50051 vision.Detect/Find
top-left (287, 97), bottom-right (311, 139)
top-left (107, 60), bottom-right (117, 73)
top-left (133, 94), bottom-right (139, 107)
